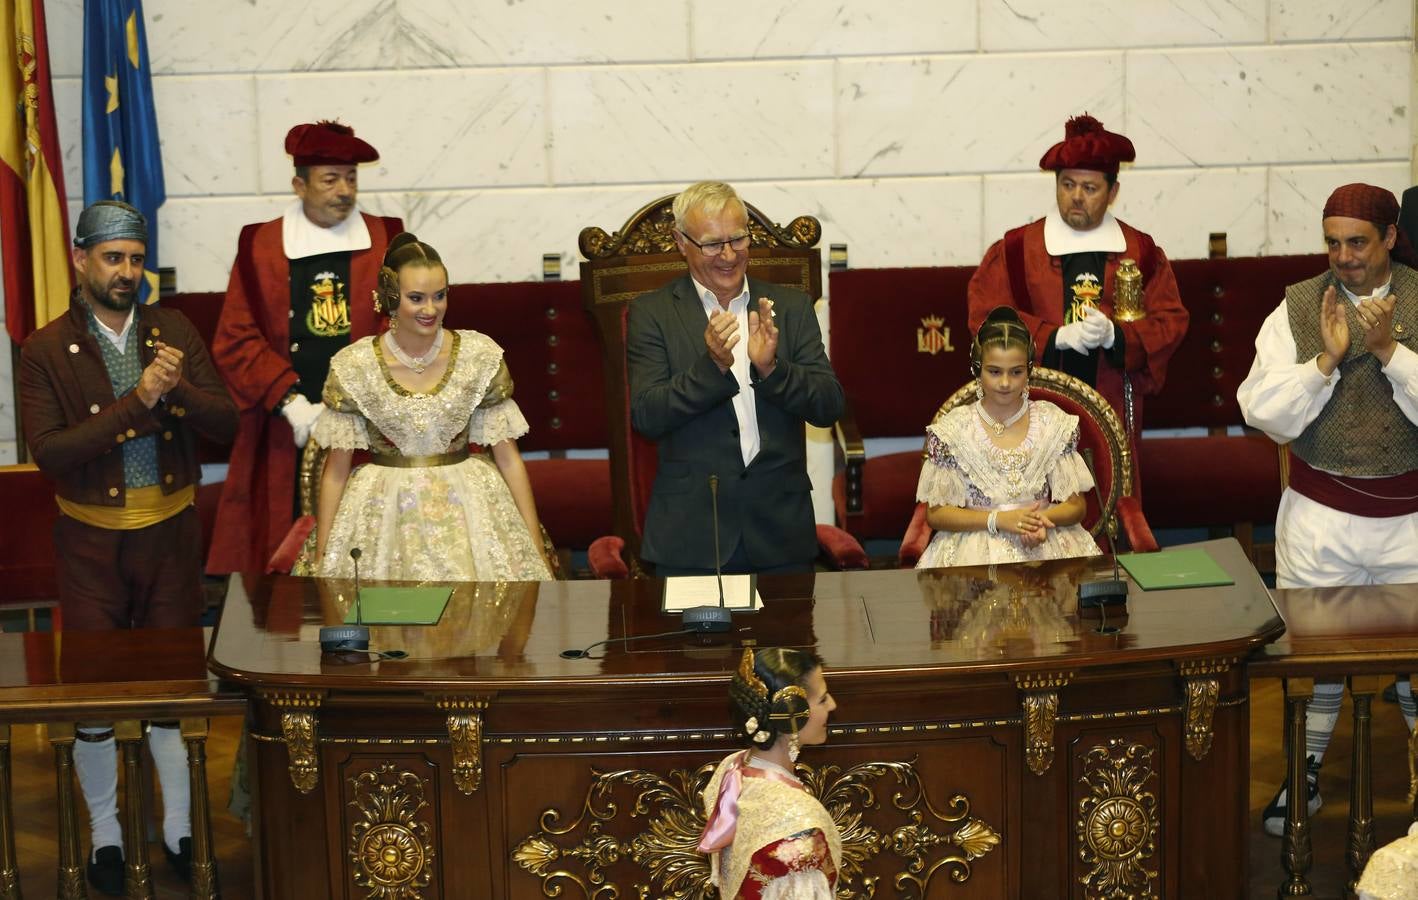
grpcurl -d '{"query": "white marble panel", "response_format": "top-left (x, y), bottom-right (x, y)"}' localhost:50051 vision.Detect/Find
top-left (42, 0), bottom-right (83, 78)
top-left (400, 0), bottom-right (689, 66)
top-left (1126, 44), bottom-right (1412, 167)
top-left (145, 0), bottom-right (394, 74)
top-left (747, 177), bottom-right (985, 270)
top-left (0, 348), bottom-right (12, 441)
top-left (549, 62), bottom-right (835, 185)
top-left (52, 77), bottom-right (82, 211)
top-left (1114, 167), bottom-right (1269, 259)
top-left (692, 0), bottom-right (975, 59)
top-left (255, 69), bottom-right (545, 194)
top-left (0, 441), bottom-right (15, 464)
top-left (838, 53), bottom-right (1125, 178)
top-left (980, 0), bottom-right (1266, 50)
top-left (1266, 163), bottom-right (1412, 256)
top-left (1270, 0), bottom-right (1414, 42)
top-left (158, 195), bottom-right (294, 293)
top-left (982, 172), bottom-right (1055, 246)
top-left (155, 77), bottom-right (260, 198)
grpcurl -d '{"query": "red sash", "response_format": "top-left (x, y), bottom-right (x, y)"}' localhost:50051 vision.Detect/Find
top-left (1288, 452), bottom-right (1418, 518)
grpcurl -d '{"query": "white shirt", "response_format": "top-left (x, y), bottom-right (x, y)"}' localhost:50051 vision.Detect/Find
top-left (693, 276), bottom-right (760, 467)
top-left (1042, 208), bottom-right (1127, 256)
top-left (281, 199), bottom-right (371, 260)
top-left (1236, 279), bottom-right (1418, 459)
top-left (91, 305), bottom-right (136, 353)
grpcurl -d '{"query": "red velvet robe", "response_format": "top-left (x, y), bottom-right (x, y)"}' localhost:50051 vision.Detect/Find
top-left (966, 217), bottom-right (1189, 435)
top-left (205, 212), bottom-right (401, 574)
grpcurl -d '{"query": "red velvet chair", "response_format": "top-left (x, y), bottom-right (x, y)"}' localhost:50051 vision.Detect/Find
top-left (577, 195), bottom-right (867, 578)
top-left (894, 367), bottom-right (1158, 568)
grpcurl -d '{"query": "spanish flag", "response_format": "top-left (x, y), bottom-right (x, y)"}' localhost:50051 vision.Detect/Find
top-left (0, 0), bottom-right (72, 342)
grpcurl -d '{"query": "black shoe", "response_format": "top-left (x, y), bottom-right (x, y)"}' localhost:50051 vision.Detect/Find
top-left (164, 836), bottom-right (193, 882)
top-left (86, 845), bottom-right (124, 896)
top-left (1262, 755), bottom-right (1322, 837)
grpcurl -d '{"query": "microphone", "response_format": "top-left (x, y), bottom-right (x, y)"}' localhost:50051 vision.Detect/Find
top-left (320, 547), bottom-right (371, 653)
top-left (1075, 449), bottom-right (1128, 623)
top-left (682, 475), bottom-right (733, 633)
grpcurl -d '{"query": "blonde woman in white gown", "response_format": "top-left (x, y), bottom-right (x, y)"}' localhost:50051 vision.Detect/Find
top-left (915, 306), bottom-right (1101, 568)
top-left (313, 233), bottom-right (551, 582)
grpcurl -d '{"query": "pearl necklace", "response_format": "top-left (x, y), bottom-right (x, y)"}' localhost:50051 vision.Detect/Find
top-left (976, 399), bottom-right (1028, 436)
top-left (384, 329), bottom-right (444, 374)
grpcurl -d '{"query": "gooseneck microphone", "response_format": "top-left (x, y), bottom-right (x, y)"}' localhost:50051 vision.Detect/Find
top-left (319, 547), bottom-right (372, 652)
top-left (1075, 449), bottom-right (1128, 625)
top-left (682, 475), bottom-right (733, 633)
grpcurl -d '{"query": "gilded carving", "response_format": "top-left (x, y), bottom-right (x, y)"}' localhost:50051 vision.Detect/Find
top-left (1077, 740), bottom-right (1159, 899)
top-left (1015, 672), bottom-right (1071, 776)
top-left (432, 696), bottom-right (489, 795)
top-left (263, 690), bottom-right (324, 793)
top-left (578, 197), bottom-right (820, 259)
top-left (1183, 678), bottom-right (1220, 762)
top-left (511, 758), bottom-right (999, 899)
top-left (349, 763), bottom-right (434, 899)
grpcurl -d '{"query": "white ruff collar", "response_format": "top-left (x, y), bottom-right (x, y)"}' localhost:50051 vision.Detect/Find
top-left (282, 199), bottom-right (371, 260)
top-left (1043, 208), bottom-right (1126, 256)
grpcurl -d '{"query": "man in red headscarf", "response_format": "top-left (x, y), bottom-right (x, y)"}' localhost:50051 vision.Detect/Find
top-left (207, 121), bottom-right (403, 574)
top-left (968, 114), bottom-right (1189, 445)
top-left (1239, 182), bottom-right (1418, 836)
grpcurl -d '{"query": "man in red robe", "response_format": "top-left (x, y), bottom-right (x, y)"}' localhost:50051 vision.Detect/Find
top-left (967, 114), bottom-right (1188, 443)
top-left (206, 121), bottom-right (402, 574)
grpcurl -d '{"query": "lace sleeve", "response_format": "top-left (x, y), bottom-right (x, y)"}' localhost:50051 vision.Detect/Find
top-left (916, 430), bottom-right (969, 508)
top-left (1047, 424), bottom-right (1095, 501)
top-left (312, 408), bottom-right (369, 451)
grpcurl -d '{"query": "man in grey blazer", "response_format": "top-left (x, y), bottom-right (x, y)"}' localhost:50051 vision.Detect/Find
top-left (627, 181), bottom-right (844, 575)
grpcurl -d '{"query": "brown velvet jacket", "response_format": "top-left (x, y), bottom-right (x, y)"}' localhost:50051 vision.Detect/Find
top-left (19, 292), bottom-right (238, 506)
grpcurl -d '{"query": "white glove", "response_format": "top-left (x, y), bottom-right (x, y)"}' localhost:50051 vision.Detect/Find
top-left (1053, 320), bottom-right (1093, 354)
top-left (1081, 305), bottom-right (1116, 350)
top-left (281, 394), bottom-right (325, 448)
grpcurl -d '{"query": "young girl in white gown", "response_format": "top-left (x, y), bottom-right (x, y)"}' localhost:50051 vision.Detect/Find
top-left (313, 233), bottom-right (551, 582)
top-left (915, 306), bottom-right (1101, 568)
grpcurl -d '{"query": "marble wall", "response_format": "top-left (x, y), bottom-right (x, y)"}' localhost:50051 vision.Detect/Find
top-left (3, 0), bottom-right (1414, 464)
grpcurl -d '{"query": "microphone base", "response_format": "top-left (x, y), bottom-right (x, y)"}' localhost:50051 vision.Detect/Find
top-left (319, 624), bottom-right (370, 653)
top-left (1077, 580), bottom-right (1129, 614)
top-left (682, 605), bottom-right (733, 633)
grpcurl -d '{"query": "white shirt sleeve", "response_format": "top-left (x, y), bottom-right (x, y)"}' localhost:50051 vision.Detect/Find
top-left (1236, 300), bottom-right (1339, 444)
top-left (1379, 341), bottom-right (1418, 426)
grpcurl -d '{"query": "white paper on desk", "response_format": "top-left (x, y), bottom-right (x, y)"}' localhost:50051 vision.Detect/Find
top-left (661, 575), bottom-right (761, 612)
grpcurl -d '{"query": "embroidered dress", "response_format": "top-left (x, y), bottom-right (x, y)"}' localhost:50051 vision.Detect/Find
top-left (699, 750), bottom-right (841, 900)
top-left (313, 330), bottom-right (550, 582)
top-left (915, 399), bottom-right (1101, 568)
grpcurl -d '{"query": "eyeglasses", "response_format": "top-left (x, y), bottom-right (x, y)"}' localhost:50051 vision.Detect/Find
top-left (678, 230), bottom-right (751, 257)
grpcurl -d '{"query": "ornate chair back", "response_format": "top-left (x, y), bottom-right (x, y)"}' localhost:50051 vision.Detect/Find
top-left (578, 195), bottom-right (823, 571)
top-left (901, 367), bottom-right (1154, 566)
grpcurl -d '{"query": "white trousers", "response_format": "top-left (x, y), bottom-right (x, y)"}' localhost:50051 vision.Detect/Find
top-left (1275, 488), bottom-right (1418, 589)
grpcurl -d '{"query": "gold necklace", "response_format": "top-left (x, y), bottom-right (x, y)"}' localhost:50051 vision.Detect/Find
top-left (976, 399), bottom-right (1028, 436)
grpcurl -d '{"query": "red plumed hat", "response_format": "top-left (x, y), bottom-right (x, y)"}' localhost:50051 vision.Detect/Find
top-left (284, 120), bottom-right (379, 167)
top-left (1039, 114), bottom-right (1135, 176)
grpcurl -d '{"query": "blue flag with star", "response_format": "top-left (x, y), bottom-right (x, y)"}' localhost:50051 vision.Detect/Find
top-left (81, 0), bottom-right (165, 302)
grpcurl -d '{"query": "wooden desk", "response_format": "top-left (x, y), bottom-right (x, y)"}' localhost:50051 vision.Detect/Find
top-left (0, 627), bottom-right (244, 900)
top-left (1251, 584), bottom-right (1418, 897)
top-left (210, 538), bottom-right (1282, 899)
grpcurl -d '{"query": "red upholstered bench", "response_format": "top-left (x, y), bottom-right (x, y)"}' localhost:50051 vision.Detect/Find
top-left (826, 254), bottom-right (1327, 558)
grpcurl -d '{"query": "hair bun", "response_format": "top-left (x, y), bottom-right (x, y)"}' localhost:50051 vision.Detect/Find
top-left (384, 231), bottom-right (420, 262)
top-left (982, 305), bottom-right (1025, 326)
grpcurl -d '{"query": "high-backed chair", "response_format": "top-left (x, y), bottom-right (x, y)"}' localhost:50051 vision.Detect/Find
top-left (578, 195), bottom-right (866, 577)
top-left (897, 367), bottom-right (1158, 567)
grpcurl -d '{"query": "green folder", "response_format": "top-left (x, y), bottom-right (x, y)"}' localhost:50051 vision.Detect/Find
top-left (1116, 548), bottom-right (1234, 591)
top-left (343, 586), bottom-right (452, 625)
